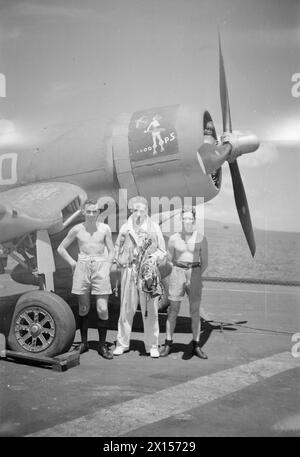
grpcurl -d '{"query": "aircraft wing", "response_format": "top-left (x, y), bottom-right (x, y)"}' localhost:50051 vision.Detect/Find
top-left (0, 182), bottom-right (87, 243)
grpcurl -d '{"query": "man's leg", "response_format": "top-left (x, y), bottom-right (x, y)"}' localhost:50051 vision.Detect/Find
top-left (160, 266), bottom-right (184, 357)
top-left (95, 294), bottom-right (113, 359)
top-left (189, 299), bottom-right (201, 342)
top-left (114, 267), bottom-right (139, 354)
top-left (139, 291), bottom-right (159, 357)
top-left (166, 301), bottom-right (181, 340)
top-left (78, 294), bottom-right (90, 353)
top-left (189, 275), bottom-right (207, 359)
top-left (160, 300), bottom-right (181, 357)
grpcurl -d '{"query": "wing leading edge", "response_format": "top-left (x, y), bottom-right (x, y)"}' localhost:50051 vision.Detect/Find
top-left (0, 182), bottom-right (87, 243)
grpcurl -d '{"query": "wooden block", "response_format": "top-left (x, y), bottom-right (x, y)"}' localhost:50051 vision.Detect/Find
top-left (53, 350), bottom-right (80, 371)
top-left (3, 349), bottom-right (56, 364)
top-left (1, 348), bottom-right (80, 372)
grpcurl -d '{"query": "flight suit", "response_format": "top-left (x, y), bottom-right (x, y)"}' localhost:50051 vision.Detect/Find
top-left (114, 216), bottom-right (166, 353)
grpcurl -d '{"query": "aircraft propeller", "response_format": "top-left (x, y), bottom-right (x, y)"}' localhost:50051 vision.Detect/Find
top-left (219, 33), bottom-right (256, 257)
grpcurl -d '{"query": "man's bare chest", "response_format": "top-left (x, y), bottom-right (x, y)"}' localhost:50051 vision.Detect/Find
top-left (77, 229), bottom-right (106, 245)
top-left (175, 234), bottom-right (201, 254)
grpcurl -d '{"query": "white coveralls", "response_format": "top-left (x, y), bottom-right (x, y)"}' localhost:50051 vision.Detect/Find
top-left (114, 216), bottom-right (166, 353)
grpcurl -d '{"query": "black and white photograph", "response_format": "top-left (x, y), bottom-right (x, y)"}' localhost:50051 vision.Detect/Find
top-left (0, 0), bottom-right (299, 442)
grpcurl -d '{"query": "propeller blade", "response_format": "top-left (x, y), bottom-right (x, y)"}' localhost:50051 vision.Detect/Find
top-left (219, 32), bottom-right (232, 133)
top-left (219, 32), bottom-right (256, 257)
top-left (229, 161), bottom-right (256, 256)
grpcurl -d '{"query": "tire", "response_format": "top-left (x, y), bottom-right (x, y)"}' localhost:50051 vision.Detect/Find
top-left (7, 291), bottom-right (76, 357)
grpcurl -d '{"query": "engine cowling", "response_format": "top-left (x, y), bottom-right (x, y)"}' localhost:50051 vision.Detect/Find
top-left (108, 104), bottom-right (222, 207)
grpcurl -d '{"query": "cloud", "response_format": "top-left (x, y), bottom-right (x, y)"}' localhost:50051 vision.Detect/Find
top-left (11, 2), bottom-right (98, 21)
top-left (0, 26), bottom-right (23, 41)
top-left (266, 116), bottom-right (300, 143)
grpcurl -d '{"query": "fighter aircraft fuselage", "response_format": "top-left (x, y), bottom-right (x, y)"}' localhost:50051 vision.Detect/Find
top-left (0, 104), bottom-right (221, 209)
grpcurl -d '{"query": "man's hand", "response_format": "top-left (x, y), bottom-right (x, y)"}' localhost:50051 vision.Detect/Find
top-left (110, 261), bottom-right (120, 273)
top-left (147, 255), bottom-right (157, 266)
top-left (221, 132), bottom-right (241, 163)
top-left (70, 260), bottom-right (77, 274)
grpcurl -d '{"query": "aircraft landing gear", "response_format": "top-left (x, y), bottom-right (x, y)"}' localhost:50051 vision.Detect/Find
top-left (7, 290), bottom-right (76, 357)
top-left (2, 230), bottom-right (77, 359)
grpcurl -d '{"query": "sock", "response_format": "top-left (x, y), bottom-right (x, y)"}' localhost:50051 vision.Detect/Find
top-left (97, 319), bottom-right (109, 346)
top-left (79, 315), bottom-right (89, 345)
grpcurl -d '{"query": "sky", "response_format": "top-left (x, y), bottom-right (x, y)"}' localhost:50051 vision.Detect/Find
top-left (0, 0), bottom-right (299, 232)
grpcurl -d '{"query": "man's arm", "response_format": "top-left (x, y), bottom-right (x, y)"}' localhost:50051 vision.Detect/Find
top-left (104, 226), bottom-right (115, 263)
top-left (57, 226), bottom-right (78, 271)
top-left (110, 224), bottom-right (127, 270)
top-left (113, 224), bottom-right (127, 260)
top-left (200, 236), bottom-right (208, 275)
top-left (167, 235), bottom-right (176, 265)
top-left (149, 222), bottom-right (166, 264)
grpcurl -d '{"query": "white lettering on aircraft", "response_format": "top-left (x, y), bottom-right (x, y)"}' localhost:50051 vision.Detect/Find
top-left (136, 131), bottom-right (176, 154)
top-left (0, 153), bottom-right (18, 185)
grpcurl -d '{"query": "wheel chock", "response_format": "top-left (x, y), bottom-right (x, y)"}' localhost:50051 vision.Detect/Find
top-left (0, 348), bottom-right (80, 372)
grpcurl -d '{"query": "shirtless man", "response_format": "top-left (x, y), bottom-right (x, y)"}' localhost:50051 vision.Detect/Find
top-left (57, 199), bottom-right (115, 359)
top-left (160, 206), bottom-right (208, 359)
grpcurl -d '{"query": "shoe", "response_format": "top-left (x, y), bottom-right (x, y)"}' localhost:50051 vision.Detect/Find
top-left (113, 346), bottom-right (128, 356)
top-left (160, 340), bottom-right (173, 357)
top-left (193, 345), bottom-right (208, 359)
top-left (150, 347), bottom-right (160, 358)
top-left (98, 344), bottom-right (113, 360)
top-left (79, 342), bottom-right (89, 354)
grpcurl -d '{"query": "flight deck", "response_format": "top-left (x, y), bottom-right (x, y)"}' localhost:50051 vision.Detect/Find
top-left (1, 280), bottom-right (299, 437)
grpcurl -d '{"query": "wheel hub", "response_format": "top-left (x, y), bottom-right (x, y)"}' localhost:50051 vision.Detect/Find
top-left (15, 306), bottom-right (56, 352)
top-left (29, 323), bottom-right (42, 337)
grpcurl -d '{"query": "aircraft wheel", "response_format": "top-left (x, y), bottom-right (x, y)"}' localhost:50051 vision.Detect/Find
top-left (7, 291), bottom-right (76, 357)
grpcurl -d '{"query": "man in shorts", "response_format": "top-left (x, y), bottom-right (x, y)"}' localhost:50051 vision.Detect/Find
top-left (112, 196), bottom-right (166, 358)
top-left (57, 199), bottom-right (115, 359)
top-left (160, 206), bottom-right (208, 359)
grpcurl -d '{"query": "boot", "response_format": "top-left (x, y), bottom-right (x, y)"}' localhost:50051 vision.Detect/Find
top-left (97, 318), bottom-right (113, 359)
top-left (79, 342), bottom-right (89, 354)
top-left (192, 340), bottom-right (208, 359)
top-left (98, 344), bottom-right (113, 360)
top-left (160, 339), bottom-right (173, 357)
top-left (78, 315), bottom-right (89, 354)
